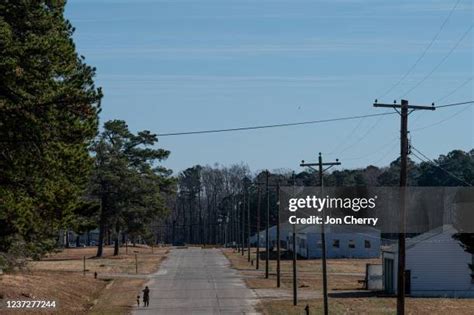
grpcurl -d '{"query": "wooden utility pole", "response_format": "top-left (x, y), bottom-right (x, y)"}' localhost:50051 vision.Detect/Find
top-left (241, 198), bottom-right (245, 256)
top-left (237, 199), bottom-right (241, 253)
top-left (373, 99), bottom-right (435, 315)
top-left (135, 253), bottom-right (138, 274)
top-left (292, 222), bottom-right (297, 305)
top-left (247, 186), bottom-right (251, 262)
top-left (276, 181), bottom-right (281, 288)
top-left (292, 172), bottom-right (298, 306)
top-left (265, 170), bottom-right (270, 279)
top-left (256, 185), bottom-right (261, 270)
top-left (300, 153), bottom-right (340, 315)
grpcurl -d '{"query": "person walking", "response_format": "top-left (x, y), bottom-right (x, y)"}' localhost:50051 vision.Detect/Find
top-left (142, 286), bottom-right (150, 307)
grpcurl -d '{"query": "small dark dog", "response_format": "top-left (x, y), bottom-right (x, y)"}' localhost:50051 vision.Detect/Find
top-left (136, 295), bottom-right (140, 307)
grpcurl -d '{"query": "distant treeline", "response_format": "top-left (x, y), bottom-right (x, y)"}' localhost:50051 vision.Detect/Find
top-left (164, 149), bottom-right (474, 246)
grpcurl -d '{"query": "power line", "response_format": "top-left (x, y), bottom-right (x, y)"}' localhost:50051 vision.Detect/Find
top-left (378, 0), bottom-right (462, 99)
top-left (156, 112), bottom-right (397, 137)
top-left (410, 79), bottom-right (473, 126)
top-left (326, 117), bottom-right (366, 155)
top-left (402, 23), bottom-right (473, 97)
top-left (335, 115), bottom-right (387, 155)
top-left (341, 137), bottom-right (397, 161)
top-left (411, 105), bottom-right (471, 132)
top-left (436, 77), bottom-right (472, 103)
top-left (154, 101), bottom-right (472, 137)
top-left (436, 100), bottom-right (474, 108)
top-left (411, 146), bottom-right (472, 186)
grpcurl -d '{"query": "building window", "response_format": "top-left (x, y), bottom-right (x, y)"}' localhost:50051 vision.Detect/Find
top-left (348, 240), bottom-right (355, 249)
top-left (365, 240), bottom-right (371, 248)
top-left (333, 240), bottom-right (340, 248)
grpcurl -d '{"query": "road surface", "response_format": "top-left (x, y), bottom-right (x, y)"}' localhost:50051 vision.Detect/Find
top-left (134, 247), bottom-right (258, 315)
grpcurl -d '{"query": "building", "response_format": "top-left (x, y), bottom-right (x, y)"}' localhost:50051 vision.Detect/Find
top-left (287, 224), bottom-right (381, 259)
top-left (382, 225), bottom-right (474, 297)
top-left (249, 223), bottom-right (293, 248)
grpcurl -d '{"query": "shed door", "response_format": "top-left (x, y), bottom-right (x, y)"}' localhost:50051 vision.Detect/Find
top-left (384, 258), bottom-right (394, 294)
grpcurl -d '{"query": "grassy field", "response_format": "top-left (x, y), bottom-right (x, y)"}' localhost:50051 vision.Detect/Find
top-left (29, 245), bottom-right (166, 275)
top-left (0, 245), bottom-right (168, 314)
top-left (224, 248), bottom-right (474, 315)
top-left (224, 248), bottom-right (375, 291)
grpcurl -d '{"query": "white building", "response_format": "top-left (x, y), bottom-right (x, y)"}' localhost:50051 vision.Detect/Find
top-left (382, 225), bottom-right (474, 297)
top-left (249, 223), bottom-right (293, 248)
top-left (287, 225), bottom-right (381, 259)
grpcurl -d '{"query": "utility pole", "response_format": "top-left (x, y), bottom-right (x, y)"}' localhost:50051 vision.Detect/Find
top-left (256, 185), bottom-right (261, 270)
top-left (247, 186), bottom-right (251, 262)
top-left (265, 170), bottom-right (270, 279)
top-left (373, 99), bottom-right (434, 315)
top-left (300, 153), bottom-right (340, 315)
top-left (237, 200), bottom-right (241, 253)
top-left (241, 198), bottom-right (245, 256)
top-left (276, 181), bottom-right (281, 288)
top-left (291, 172), bottom-right (298, 306)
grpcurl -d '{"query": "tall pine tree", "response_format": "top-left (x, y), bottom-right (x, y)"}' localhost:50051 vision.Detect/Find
top-left (0, 0), bottom-right (102, 261)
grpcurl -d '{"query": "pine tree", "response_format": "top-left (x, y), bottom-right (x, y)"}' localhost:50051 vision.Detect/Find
top-left (91, 120), bottom-right (174, 257)
top-left (0, 1), bottom-right (102, 261)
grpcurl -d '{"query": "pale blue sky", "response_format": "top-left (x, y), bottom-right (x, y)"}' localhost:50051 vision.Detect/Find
top-left (66, 0), bottom-right (473, 174)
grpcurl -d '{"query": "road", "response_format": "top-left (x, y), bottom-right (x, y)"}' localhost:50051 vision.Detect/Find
top-left (134, 247), bottom-right (258, 315)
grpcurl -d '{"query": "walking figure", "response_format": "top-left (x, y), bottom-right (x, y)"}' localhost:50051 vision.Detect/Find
top-left (136, 295), bottom-right (140, 307)
top-left (142, 286), bottom-right (150, 307)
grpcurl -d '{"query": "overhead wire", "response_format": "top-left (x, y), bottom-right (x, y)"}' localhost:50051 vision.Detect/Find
top-left (156, 112), bottom-right (397, 137)
top-left (411, 146), bottom-right (472, 186)
top-left (377, 0), bottom-right (463, 100)
top-left (401, 23), bottom-right (473, 97)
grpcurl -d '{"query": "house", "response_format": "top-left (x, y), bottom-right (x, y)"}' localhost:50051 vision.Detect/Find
top-left (287, 224), bottom-right (381, 259)
top-left (382, 225), bottom-right (474, 297)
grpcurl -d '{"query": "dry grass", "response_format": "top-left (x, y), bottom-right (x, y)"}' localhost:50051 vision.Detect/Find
top-left (258, 297), bottom-right (474, 315)
top-left (90, 278), bottom-right (146, 315)
top-left (29, 245), bottom-right (168, 276)
top-left (223, 248), bottom-right (374, 291)
top-left (1, 246), bottom-right (168, 315)
top-left (0, 271), bottom-right (105, 314)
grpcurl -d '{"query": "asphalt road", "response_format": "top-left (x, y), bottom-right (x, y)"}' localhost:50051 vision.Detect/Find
top-left (134, 248), bottom-right (258, 315)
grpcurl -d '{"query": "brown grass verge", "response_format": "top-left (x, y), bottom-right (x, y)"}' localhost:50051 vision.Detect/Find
top-left (0, 271), bottom-right (105, 314)
top-left (89, 278), bottom-right (147, 315)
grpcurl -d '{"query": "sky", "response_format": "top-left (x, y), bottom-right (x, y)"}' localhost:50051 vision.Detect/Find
top-left (65, 0), bottom-right (473, 175)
